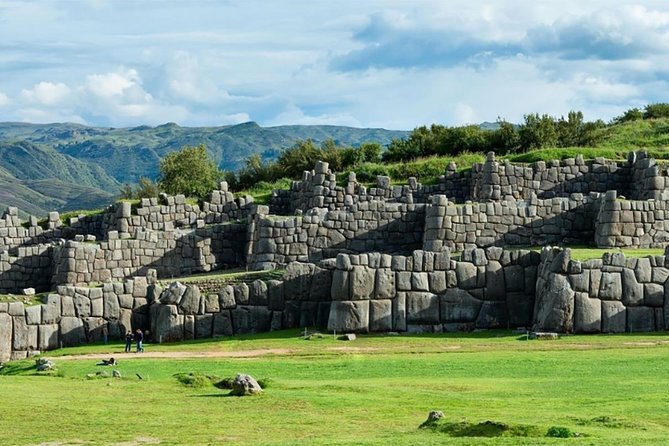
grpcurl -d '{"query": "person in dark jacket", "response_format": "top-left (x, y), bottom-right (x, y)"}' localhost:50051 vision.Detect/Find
top-left (134, 329), bottom-right (144, 353)
top-left (124, 331), bottom-right (133, 353)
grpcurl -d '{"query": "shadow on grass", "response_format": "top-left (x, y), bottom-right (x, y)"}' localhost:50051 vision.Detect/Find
top-left (0, 361), bottom-right (39, 376)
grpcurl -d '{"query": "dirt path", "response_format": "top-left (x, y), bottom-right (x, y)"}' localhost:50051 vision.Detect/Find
top-left (55, 348), bottom-right (293, 361)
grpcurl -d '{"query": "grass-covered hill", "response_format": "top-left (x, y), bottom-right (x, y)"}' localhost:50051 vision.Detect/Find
top-left (0, 122), bottom-right (408, 216)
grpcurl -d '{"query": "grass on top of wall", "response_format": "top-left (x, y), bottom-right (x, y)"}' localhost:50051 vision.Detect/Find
top-left (0, 292), bottom-right (46, 306)
top-left (3, 330), bottom-right (669, 445)
top-left (156, 268), bottom-right (286, 286)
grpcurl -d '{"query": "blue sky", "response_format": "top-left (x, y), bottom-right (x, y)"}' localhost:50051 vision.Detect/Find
top-left (1, 0), bottom-right (669, 130)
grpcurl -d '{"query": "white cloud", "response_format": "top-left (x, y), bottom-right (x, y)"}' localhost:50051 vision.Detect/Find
top-left (1, 1), bottom-right (669, 128)
top-left (20, 81), bottom-right (70, 105)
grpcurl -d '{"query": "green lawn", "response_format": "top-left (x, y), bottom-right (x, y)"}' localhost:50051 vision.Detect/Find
top-left (3, 331), bottom-right (669, 445)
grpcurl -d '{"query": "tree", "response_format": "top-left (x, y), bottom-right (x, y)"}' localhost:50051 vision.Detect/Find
top-left (119, 183), bottom-right (134, 200)
top-left (643, 103), bottom-right (669, 119)
top-left (135, 177), bottom-right (160, 198)
top-left (158, 144), bottom-right (222, 198)
top-left (518, 113), bottom-right (558, 150)
top-left (358, 142), bottom-right (382, 163)
top-left (613, 107), bottom-right (643, 124)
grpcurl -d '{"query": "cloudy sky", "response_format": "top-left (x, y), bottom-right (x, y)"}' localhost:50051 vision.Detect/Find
top-left (1, 0), bottom-right (669, 130)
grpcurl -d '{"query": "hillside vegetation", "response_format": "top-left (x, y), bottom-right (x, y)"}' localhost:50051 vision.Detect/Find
top-left (0, 122), bottom-right (406, 216)
top-left (2, 105), bottom-right (669, 216)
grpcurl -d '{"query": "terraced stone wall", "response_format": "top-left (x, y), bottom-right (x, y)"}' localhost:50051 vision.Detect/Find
top-left (534, 247), bottom-right (669, 333)
top-left (326, 248), bottom-right (540, 333)
top-left (423, 193), bottom-right (598, 252)
top-left (248, 202), bottom-right (425, 270)
top-left (0, 274), bottom-right (156, 363)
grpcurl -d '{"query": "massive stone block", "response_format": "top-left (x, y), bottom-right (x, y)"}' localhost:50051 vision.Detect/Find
top-left (38, 324), bottom-right (59, 351)
top-left (195, 314), bottom-right (213, 339)
top-left (351, 266), bottom-right (375, 300)
top-left (533, 273), bottom-right (574, 332)
top-left (574, 293), bottom-right (601, 333)
top-left (13, 316), bottom-right (37, 351)
top-left (331, 270), bottom-right (350, 301)
top-left (375, 269), bottom-right (396, 299)
top-left (393, 292), bottom-right (407, 331)
top-left (60, 316), bottom-right (86, 346)
top-left (327, 301), bottom-right (370, 332)
top-left (439, 289), bottom-right (482, 323)
top-left (475, 301), bottom-right (508, 329)
top-left (151, 304), bottom-right (184, 343)
top-left (627, 306), bottom-right (655, 332)
top-left (599, 272), bottom-right (622, 300)
top-left (231, 306), bottom-right (272, 334)
top-left (406, 292), bottom-right (439, 324)
top-left (484, 261), bottom-right (505, 301)
top-left (506, 293), bottom-right (534, 327)
top-left (622, 268), bottom-right (643, 306)
top-left (42, 294), bottom-right (60, 324)
top-left (179, 285), bottom-right (202, 315)
top-left (369, 300), bottom-right (392, 332)
top-left (250, 280), bottom-right (268, 306)
top-left (213, 311), bottom-right (233, 337)
top-left (601, 301), bottom-right (626, 333)
top-left (0, 313), bottom-right (12, 363)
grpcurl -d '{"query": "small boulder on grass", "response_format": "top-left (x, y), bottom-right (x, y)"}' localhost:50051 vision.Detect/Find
top-left (230, 373), bottom-right (263, 396)
top-left (35, 358), bottom-right (55, 372)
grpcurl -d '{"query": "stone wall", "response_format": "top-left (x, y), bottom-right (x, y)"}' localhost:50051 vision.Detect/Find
top-left (423, 193), bottom-right (597, 252)
top-left (50, 224), bottom-right (246, 288)
top-left (0, 262), bottom-right (334, 362)
top-left (150, 262), bottom-right (332, 342)
top-left (0, 274), bottom-right (156, 363)
top-left (248, 202), bottom-right (425, 270)
top-left (595, 191), bottom-right (669, 248)
top-left (326, 248), bottom-right (539, 333)
top-left (0, 244), bottom-right (53, 293)
top-left (533, 247), bottom-right (668, 333)
top-left (473, 152), bottom-right (632, 202)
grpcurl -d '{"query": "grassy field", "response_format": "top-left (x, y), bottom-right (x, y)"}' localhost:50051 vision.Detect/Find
top-left (3, 330), bottom-right (669, 445)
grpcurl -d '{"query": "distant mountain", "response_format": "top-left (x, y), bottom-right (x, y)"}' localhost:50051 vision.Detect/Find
top-left (0, 121), bottom-right (408, 216)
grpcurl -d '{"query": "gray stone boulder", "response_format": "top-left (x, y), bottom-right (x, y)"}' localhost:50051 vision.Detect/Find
top-left (327, 301), bottom-right (369, 332)
top-left (622, 268), bottom-right (643, 306)
top-left (574, 293), bottom-right (601, 333)
top-left (60, 317), bottom-right (86, 346)
top-left (179, 285), bottom-right (202, 315)
top-left (440, 289), bottom-right (482, 323)
top-left (151, 304), bottom-right (184, 342)
top-left (369, 300), bottom-right (392, 332)
top-left (230, 373), bottom-right (263, 396)
top-left (602, 301), bottom-right (626, 333)
top-left (0, 313), bottom-right (12, 363)
top-left (627, 306), bottom-right (654, 332)
top-left (161, 282), bottom-right (187, 305)
top-left (406, 292), bottom-right (439, 324)
top-left (475, 301), bottom-right (508, 329)
top-left (533, 273), bottom-right (574, 333)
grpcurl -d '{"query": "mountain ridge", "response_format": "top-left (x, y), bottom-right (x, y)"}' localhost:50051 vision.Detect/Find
top-left (0, 121), bottom-right (409, 216)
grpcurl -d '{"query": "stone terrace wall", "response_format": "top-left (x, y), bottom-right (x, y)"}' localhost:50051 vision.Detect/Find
top-left (423, 193), bottom-right (598, 252)
top-left (0, 244), bottom-right (53, 293)
top-left (474, 152), bottom-right (632, 202)
top-left (0, 274), bottom-right (156, 363)
top-left (50, 224), bottom-right (247, 287)
top-left (150, 262), bottom-right (332, 343)
top-left (595, 191), bottom-right (669, 248)
top-left (248, 202), bottom-right (425, 270)
top-left (534, 247), bottom-right (669, 333)
top-left (327, 248), bottom-right (540, 333)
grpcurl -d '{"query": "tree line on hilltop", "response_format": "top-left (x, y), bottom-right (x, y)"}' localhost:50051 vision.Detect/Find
top-left (121, 103), bottom-right (669, 200)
